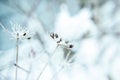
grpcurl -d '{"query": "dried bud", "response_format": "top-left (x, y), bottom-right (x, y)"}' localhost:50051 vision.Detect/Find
top-left (27, 37), bottom-right (31, 40)
top-left (57, 38), bottom-right (62, 43)
top-left (50, 32), bottom-right (54, 39)
top-left (23, 33), bottom-right (26, 36)
top-left (55, 33), bottom-right (58, 38)
top-left (14, 63), bottom-right (17, 66)
top-left (69, 44), bottom-right (73, 48)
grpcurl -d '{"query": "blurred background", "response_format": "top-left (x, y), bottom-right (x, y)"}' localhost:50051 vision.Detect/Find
top-left (0, 0), bottom-right (120, 80)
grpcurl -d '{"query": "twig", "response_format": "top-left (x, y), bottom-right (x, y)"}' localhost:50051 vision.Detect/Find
top-left (14, 64), bottom-right (29, 73)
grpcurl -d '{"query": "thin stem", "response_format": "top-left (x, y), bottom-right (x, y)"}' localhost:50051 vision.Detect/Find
top-left (36, 44), bottom-right (59, 80)
top-left (68, 53), bottom-right (76, 63)
top-left (51, 50), bottom-right (73, 80)
top-left (36, 62), bottom-right (48, 80)
top-left (14, 64), bottom-right (29, 73)
top-left (26, 64), bottom-right (32, 80)
top-left (15, 33), bottom-right (19, 80)
top-left (0, 22), bottom-right (11, 34)
top-left (51, 50), bottom-right (74, 80)
top-left (65, 50), bottom-right (71, 62)
top-left (50, 66), bottom-right (64, 80)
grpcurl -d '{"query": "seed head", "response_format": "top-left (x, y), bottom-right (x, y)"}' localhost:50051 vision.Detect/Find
top-left (50, 32), bottom-right (74, 49)
top-left (11, 23), bottom-right (33, 40)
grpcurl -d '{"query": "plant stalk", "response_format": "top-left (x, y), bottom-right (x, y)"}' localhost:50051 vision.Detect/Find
top-left (36, 44), bottom-right (59, 80)
top-left (15, 33), bottom-right (19, 80)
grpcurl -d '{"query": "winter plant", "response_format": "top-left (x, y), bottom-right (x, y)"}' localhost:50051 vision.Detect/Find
top-left (0, 22), bottom-right (74, 80)
top-left (0, 22), bottom-right (33, 80)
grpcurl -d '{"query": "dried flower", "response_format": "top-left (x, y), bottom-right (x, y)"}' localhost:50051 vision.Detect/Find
top-left (57, 38), bottom-right (62, 43)
top-left (50, 32), bottom-right (55, 39)
top-left (0, 22), bottom-right (33, 40)
top-left (50, 32), bottom-right (62, 44)
top-left (54, 33), bottom-right (58, 38)
top-left (11, 23), bottom-right (33, 40)
top-left (50, 32), bottom-right (74, 49)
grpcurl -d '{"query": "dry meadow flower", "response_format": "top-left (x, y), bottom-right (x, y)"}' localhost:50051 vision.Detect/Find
top-left (11, 23), bottom-right (33, 40)
top-left (0, 22), bottom-right (33, 40)
top-left (0, 22), bottom-right (34, 80)
top-left (50, 32), bottom-right (74, 49)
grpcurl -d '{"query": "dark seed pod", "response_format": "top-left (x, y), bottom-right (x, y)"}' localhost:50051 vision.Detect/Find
top-left (60, 38), bottom-right (62, 41)
top-left (27, 37), bottom-right (31, 40)
top-left (69, 44), bottom-right (73, 48)
top-left (23, 33), bottom-right (26, 36)
top-left (55, 33), bottom-right (58, 38)
top-left (57, 38), bottom-right (62, 43)
top-left (50, 32), bottom-right (54, 39)
top-left (14, 63), bottom-right (17, 66)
